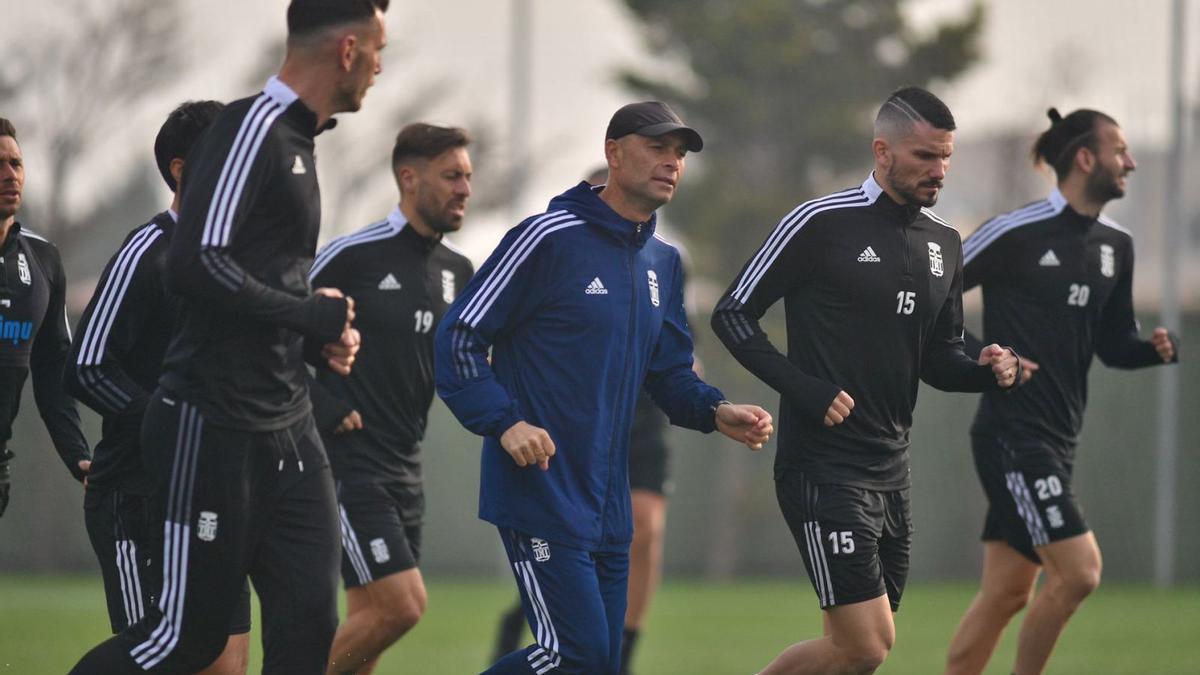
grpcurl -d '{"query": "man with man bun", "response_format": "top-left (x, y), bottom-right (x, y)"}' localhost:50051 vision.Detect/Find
top-left (944, 107), bottom-right (1178, 675)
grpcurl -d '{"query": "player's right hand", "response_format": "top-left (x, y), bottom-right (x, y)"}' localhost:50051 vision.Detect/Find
top-left (314, 287), bottom-right (356, 324)
top-left (500, 421), bottom-right (556, 471)
top-left (824, 390), bottom-right (854, 427)
top-left (335, 410), bottom-right (364, 434)
top-left (980, 344), bottom-right (1019, 388)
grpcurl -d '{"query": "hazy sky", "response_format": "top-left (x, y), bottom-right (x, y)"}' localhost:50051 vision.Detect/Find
top-left (6, 0), bottom-right (1196, 261)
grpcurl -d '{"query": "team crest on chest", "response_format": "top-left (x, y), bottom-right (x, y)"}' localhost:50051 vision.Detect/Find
top-left (197, 511), bottom-right (218, 542)
top-left (530, 537), bottom-right (551, 562)
top-left (647, 270), bottom-right (660, 307)
top-left (1099, 244), bottom-right (1115, 278)
top-left (927, 242), bottom-right (944, 278)
top-left (441, 269), bottom-right (456, 303)
top-left (17, 253), bottom-right (31, 285)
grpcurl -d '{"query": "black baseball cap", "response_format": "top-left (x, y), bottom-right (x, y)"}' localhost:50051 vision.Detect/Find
top-left (605, 101), bottom-right (703, 152)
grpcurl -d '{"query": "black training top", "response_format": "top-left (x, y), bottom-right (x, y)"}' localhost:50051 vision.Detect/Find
top-left (963, 188), bottom-right (1178, 453)
top-left (713, 174), bottom-right (1001, 490)
top-left (64, 211), bottom-right (180, 496)
top-left (0, 222), bottom-right (89, 480)
top-left (309, 208), bottom-right (475, 486)
top-left (159, 77), bottom-right (347, 431)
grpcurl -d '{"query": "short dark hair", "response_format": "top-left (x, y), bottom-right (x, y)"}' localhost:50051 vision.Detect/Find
top-left (876, 85), bottom-right (957, 135)
top-left (391, 123), bottom-right (471, 167)
top-left (287, 0), bottom-right (389, 38)
top-left (154, 100), bottom-right (225, 192)
top-left (1032, 108), bottom-right (1118, 180)
top-left (0, 118), bottom-right (17, 141)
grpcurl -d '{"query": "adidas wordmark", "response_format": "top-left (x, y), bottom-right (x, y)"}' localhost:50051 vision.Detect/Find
top-left (857, 246), bottom-right (881, 263)
top-left (585, 277), bottom-right (608, 295)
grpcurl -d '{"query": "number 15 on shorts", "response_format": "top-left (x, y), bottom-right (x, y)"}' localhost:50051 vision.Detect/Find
top-left (828, 530), bottom-right (855, 554)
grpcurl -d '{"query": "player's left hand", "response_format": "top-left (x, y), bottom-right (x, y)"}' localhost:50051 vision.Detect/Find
top-left (323, 326), bottom-right (361, 375)
top-left (715, 403), bottom-right (773, 450)
top-left (1151, 327), bottom-right (1176, 362)
top-left (78, 459), bottom-right (91, 490)
top-left (335, 410), bottom-right (364, 434)
top-left (979, 344), bottom-right (1019, 389)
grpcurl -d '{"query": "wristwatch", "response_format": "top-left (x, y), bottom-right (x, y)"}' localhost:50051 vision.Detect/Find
top-left (711, 399), bottom-right (732, 420)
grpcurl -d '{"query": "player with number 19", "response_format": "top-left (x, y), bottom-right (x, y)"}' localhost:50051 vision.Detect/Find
top-left (309, 123), bottom-right (474, 674)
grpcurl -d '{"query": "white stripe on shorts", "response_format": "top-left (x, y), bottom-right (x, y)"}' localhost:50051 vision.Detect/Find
top-left (338, 504), bottom-right (374, 585)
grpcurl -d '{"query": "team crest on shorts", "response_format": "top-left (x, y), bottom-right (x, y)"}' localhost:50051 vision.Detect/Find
top-left (1099, 244), bottom-right (1115, 278)
top-left (530, 538), bottom-right (551, 563)
top-left (646, 270), bottom-right (660, 307)
top-left (197, 511), bottom-right (218, 542)
top-left (927, 242), bottom-right (944, 278)
top-left (370, 538), bottom-right (391, 564)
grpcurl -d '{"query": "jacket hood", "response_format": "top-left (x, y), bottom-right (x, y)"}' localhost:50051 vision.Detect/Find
top-left (548, 181), bottom-right (657, 247)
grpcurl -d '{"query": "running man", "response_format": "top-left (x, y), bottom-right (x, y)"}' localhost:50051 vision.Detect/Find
top-left (944, 107), bottom-right (1179, 675)
top-left (437, 101), bottom-right (773, 674)
top-left (65, 100), bottom-right (253, 675)
top-left (490, 165), bottom-right (691, 675)
top-left (310, 123), bottom-right (475, 674)
top-left (70, 1), bottom-right (387, 672)
top-left (712, 86), bottom-right (1020, 675)
top-left (0, 117), bottom-right (90, 518)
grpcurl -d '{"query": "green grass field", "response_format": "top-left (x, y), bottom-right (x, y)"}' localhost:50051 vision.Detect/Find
top-left (1, 575), bottom-right (1196, 673)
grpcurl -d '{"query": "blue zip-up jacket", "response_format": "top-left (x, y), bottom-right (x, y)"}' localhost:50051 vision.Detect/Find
top-left (435, 182), bottom-right (724, 552)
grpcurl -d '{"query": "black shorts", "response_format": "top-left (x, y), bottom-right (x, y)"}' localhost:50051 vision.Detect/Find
top-left (628, 436), bottom-right (670, 496)
top-left (629, 397), bottom-right (671, 496)
top-left (972, 434), bottom-right (1089, 563)
top-left (776, 469), bottom-right (912, 611)
top-left (336, 480), bottom-right (423, 588)
top-left (84, 488), bottom-right (252, 635)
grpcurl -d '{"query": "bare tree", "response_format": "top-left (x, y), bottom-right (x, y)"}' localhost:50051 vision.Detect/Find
top-left (0, 0), bottom-right (180, 248)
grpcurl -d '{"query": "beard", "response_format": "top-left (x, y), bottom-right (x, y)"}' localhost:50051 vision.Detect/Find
top-left (1085, 162), bottom-right (1125, 203)
top-left (333, 81), bottom-right (365, 114)
top-left (887, 164), bottom-right (942, 207)
top-left (416, 193), bottom-right (463, 234)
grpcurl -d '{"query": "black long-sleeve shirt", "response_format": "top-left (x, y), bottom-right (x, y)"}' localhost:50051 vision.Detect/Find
top-left (963, 188), bottom-right (1177, 453)
top-left (64, 211), bottom-right (180, 495)
top-left (308, 208), bottom-right (474, 486)
top-left (712, 174), bottom-right (1000, 489)
top-left (160, 77), bottom-right (347, 431)
top-left (0, 222), bottom-right (89, 480)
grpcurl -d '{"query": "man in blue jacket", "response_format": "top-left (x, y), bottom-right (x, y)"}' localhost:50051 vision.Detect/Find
top-left (435, 102), bottom-right (773, 675)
